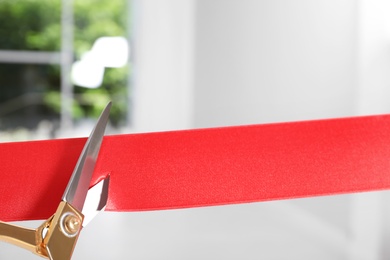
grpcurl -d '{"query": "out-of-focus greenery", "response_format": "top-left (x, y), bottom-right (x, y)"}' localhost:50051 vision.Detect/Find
top-left (0, 0), bottom-right (129, 126)
top-left (0, 0), bottom-right (61, 51)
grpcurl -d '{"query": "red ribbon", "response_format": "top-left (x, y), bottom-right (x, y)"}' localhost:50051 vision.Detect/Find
top-left (1, 114), bottom-right (390, 222)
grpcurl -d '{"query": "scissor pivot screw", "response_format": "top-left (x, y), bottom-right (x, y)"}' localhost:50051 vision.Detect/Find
top-left (61, 212), bottom-right (81, 237)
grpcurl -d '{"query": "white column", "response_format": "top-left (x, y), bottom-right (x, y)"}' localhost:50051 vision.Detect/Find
top-left (347, 193), bottom-right (383, 260)
top-left (60, 0), bottom-right (74, 130)
top-left (132, 0), bottom-right (195, 132)
top-left (349, 0), bottom-right (390, 259)
top-left (356, 0), bottom-right (390, 115)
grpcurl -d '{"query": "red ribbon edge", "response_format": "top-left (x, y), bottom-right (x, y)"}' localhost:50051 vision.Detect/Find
top-left (1, 114), bottom-right (390, 222)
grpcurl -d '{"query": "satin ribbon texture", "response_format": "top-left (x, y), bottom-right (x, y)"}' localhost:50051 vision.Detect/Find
top-left (1, 114), bottom-right (390, 222)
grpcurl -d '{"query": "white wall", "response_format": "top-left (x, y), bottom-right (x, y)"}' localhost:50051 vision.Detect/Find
top-left (130, 1), bottom-right (390, 260)
top-left (194, 0), bottom-right (357, 128)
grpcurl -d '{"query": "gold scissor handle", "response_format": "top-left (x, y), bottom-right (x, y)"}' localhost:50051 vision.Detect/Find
top-left (0, 217), bottom-right (51, 258)
top-left (0, 221), bottom-right (38, 253)
top-left (0, 201), bottom-right (83, 259)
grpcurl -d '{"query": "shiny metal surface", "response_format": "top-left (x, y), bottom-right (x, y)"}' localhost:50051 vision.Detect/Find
top-left (62, 102), bottom-right (111, 212)
top-left (82, 176), bottom-right (110, 227)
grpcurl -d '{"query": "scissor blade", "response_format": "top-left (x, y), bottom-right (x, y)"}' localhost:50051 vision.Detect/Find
top-left (62, 102), bottom-right (111, 212)
top-left (82, 175), bottom-right (110, 227)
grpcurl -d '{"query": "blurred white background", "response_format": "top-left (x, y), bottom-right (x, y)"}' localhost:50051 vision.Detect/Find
top-left (2, 0), bottom-right (390, 259)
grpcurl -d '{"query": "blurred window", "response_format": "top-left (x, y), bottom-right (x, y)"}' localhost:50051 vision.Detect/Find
top-left (0, 0), bottom-right (130, 141)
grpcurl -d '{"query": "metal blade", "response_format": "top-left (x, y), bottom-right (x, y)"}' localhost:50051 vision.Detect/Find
top-left (62, 102), bottom-right (111, 212)
top-left (81, 175), bottom-right (110, 227)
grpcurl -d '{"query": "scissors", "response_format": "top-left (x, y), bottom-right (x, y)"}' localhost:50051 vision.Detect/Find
top-left (0, 102), bottom-right (112, 259)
